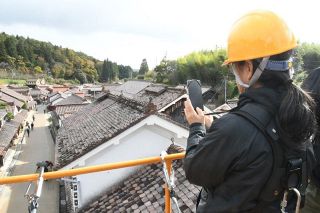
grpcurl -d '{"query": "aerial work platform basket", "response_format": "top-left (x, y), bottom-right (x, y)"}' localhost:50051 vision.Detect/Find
top-left (0, 152), bottom-right (186, 213)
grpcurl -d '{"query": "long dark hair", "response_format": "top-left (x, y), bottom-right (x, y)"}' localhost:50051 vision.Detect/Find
top-left (253, 50), bottom-right (316, 145)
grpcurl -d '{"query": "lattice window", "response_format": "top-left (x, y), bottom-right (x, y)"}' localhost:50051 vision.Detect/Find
top-left (71, 177), bottom-right (80, 212)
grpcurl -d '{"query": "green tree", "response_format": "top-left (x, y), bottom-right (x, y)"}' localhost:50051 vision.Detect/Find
top-left (297, 43), bottom-right (320, 71)
top-left (110, 62), bottom-right (119, 81)
top-left (173, 49), bottom-right (227, 86)
top-left (0, 42), bottom-right (7, 61)
top-left (154, 57), bottom-right (177, 83)
top-left (118, 65), bottom-right (133, 79)
top-left (34, 66), bottom-right (43, 74)
top-left (4, 37), bottom-right (18, 58)
top-left (100, 60), bottom-right (109, 82)
top-left (139, 58), bottom-right (149, 75)
top-left (17, 39), bottom-right (28, 60)
top-left (74, 69), bottom-right (87, 84)
top-left (144, 70), bottom-right (155, 81)
top-left (16, 56), bottom-right (28, 73)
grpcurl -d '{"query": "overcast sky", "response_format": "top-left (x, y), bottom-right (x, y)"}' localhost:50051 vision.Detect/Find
top-left (0, 0), bottom-right (319, 69)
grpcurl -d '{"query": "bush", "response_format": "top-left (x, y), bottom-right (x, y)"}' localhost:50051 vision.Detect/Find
top-left (22, 103), bottom-right (27, 109)
top-left (6, 112), bottom-right (14, 121)
top-left (0, 102), bottom-right (7, 109)
top-left (293, 70), bottom-right (308, 86)
top-left (144, 70), bottom-right (155, 81)
top-left (137, 75), bottom-right (144, 80)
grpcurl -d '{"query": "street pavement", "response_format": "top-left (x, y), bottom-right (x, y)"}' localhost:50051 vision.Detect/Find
top-left (0, 105), bottom-right (59, 213)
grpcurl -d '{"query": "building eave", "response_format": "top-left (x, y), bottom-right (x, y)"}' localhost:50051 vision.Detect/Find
top-left (58, 115), bottom-right (188, 170)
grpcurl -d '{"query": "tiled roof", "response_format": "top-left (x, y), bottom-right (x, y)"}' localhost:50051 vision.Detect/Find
top-left (55, 95), bottom-right (148, 169)
top-left (144, 85), bottom-right (166, 94)
top-left (7, 85), bottom-right (29, 89)
top-left (79, 159), bottom-right (200, 212)
top-left (111, 84), bottom-right (185, 111)
top-left (55, 105), bottom-right (88, 120)
top-left (30, 88), bottom-right (42, 96)
top-left (55, 94), bottom-right (87, 106)
top-left (212, 101), bottom-right (238, 119)
top-left (103, 84), bottom-right (120, 93)
top-left (48, 92), bottom-right (58, 98)
top-left (8, 85), bottom-right (30, 93)
top-left (94, 92), bottom-right (108, 100)
top-left (113, 80), bottom-right (151, 96)
top-left (55, 82), bottom-right (186, 168)
top-left (0, 87), bottom-right (29, 102)
top-left (226, 99), bottom-right (238, 109)
top-left (0, 110), bottom-right (28, 151)
top-left (50, 93), bottom-right (63, 103)
top-left (0, 92), bottom-right (24, 108)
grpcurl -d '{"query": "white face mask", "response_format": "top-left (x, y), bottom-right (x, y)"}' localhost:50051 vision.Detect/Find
top-left (230, 64), bottom-right (249, 88)
top-left (230, 57), bottom-right (270, 89)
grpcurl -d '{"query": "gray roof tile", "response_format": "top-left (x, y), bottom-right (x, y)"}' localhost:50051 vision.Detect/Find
top-left (113, 80), bottom-right (151, 95)
top-left (54, 94), bottom-right (87, 106)
top-left (0, 92), bottom-right (24, 108)
top-left (0, 110), bottom-right (28, 151)
top-left (0, 87), bottom-right (29, 102)
top-left (79, 159), bottom-right (200, 213)
top-left (55, 95), bottom-right (147, 169)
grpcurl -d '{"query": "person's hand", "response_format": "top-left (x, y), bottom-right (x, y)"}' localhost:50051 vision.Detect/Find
top-left (184, 99), bottom-right (205, 125)
top-left (204, 114), bottom-right (213, 129)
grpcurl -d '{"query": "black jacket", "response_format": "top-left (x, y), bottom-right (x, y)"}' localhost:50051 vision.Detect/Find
top-left (184, 88), bottom-right (315, 212)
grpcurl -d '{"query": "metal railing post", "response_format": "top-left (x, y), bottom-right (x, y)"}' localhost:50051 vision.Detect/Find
top-left (164, 159), bottom-right (172, 213)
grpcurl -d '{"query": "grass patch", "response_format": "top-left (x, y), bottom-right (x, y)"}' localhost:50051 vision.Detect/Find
top-left (0, 79), bottom-right (26, 85)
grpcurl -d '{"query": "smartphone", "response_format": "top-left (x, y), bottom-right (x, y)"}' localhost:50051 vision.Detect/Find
top-left (187, 79), bottom-right (204, 110)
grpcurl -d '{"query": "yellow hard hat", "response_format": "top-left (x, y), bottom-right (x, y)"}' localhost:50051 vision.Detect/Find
top-left (223, 10), bottom-right (297, 65)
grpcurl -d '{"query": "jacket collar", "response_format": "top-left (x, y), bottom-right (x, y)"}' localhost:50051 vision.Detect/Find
top-left (236, 87), bottom-right (283, 115)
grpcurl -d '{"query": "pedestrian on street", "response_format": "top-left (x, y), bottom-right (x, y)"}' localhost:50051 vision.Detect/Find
top-left (36, 161), bottom-right (54, 172)
top-left (26, 127), bottom-right (30, 137)
top-left (33, 115), bottom-right (35, 122)
top-left (31, 122), bottom-right (34, 130)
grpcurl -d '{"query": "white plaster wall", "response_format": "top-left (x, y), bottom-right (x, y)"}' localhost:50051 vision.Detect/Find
top-left (77, 125), bottom-right (187, 207)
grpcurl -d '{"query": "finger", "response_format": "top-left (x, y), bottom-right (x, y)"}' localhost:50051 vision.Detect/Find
top-left (184, 100), bottom-right (195, 113)
top-left (196, 107), bottom-right (204, 116)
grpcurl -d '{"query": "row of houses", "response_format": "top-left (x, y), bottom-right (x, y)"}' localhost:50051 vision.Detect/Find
top-left (0, 78), bottom-right (237, 211)
top-left (0, 79), bottom-right (111, 170)
top-left (49, 80), bottom-right (238, 212)
top-left (0, 86), bottom-right (31, 167)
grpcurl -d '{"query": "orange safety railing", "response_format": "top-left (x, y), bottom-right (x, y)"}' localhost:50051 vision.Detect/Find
top-left (0, 152), bottom-right (185, 213)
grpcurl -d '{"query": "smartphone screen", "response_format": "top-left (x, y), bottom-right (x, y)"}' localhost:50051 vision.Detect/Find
top-left (187, 79), bottom-right (204, 110)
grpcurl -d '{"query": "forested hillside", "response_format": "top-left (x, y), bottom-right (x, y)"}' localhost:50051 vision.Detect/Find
top-left (0, 32), bottom-right (133, 84)
top-left (1, 32), bottom-right (320, 89)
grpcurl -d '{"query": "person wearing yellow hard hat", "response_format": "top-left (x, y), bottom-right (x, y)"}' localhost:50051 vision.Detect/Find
top-left (183, 10), bottom-right (317, 212)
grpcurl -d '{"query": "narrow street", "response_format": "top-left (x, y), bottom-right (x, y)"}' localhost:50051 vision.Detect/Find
top-left (0, 105), bottom-right (59, 213)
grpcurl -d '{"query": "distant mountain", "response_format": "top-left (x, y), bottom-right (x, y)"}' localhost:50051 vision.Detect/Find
top-left (0, 32), bottom-right (133, 83)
